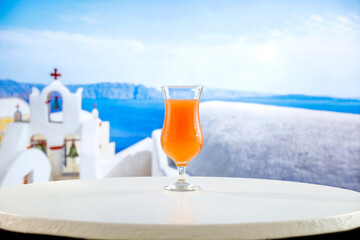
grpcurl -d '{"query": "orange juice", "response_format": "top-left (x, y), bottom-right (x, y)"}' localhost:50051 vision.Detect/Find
top-left (161, 99), bottom-right (203, 167)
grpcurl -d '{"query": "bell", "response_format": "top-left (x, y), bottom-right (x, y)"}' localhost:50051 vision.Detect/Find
top-left (35, 144), bottom-right (45, 153)
top-left (67, 141), bottom-right (79, 158)
top-left (52, 96), bottom-right (60, 110)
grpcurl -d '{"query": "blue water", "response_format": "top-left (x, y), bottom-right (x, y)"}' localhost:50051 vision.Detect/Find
top-left (230, 95), bottom-right (360, 114)
top-left (82, 97), bottom-right (360, 153)
top-left (82, 99), bottom-right (165, 152)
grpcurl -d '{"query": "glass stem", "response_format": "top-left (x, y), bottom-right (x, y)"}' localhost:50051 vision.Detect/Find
top-left (177, 166), bottom-right (186, 182)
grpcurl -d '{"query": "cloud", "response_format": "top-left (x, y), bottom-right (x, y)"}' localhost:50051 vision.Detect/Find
top-left (310, 15), bottom-right (324, 22)
top-left (0, 14), bottom-right (359, 98)
top-left (148, 14), bottom-right (360, 97)
top-left (0, 29), bottom-right (144, 54)
top-left (78, 15), bottom-right (103, 25)
top-left (0, 29), bottom-right (144, 84)
top-left (336, 16), bottom-right (351, 25)
top-left (59, 14), bottom-right (103, 25)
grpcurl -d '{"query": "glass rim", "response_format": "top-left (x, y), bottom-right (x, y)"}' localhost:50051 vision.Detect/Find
top-left (161, 85), bottom-right (203, 89)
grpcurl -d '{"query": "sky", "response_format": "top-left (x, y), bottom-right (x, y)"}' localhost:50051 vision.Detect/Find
top-left (0, 0), bottom-right (359, 98)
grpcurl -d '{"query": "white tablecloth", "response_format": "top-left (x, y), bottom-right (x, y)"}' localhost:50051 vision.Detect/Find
top-left (0, 177), bottom-right (360, 239)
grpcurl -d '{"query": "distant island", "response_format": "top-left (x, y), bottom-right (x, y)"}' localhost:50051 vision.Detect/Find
top-left (0, 79), bottom-right (266, 101)
top-left (0, 79), bottom-right (161, 101)
top-left (1, 79), bottom-right (359, 115)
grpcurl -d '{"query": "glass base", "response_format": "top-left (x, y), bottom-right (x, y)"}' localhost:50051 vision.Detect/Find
top-left (164, 180), bottom-right (200, 192)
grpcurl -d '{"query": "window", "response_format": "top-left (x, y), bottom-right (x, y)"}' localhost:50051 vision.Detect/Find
top-left (63, 134), bottom-right (80, 176)
top-left (47, 91), bottom-right (63, 123)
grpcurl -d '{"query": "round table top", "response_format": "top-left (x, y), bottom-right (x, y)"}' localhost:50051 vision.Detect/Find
top-left (0, 177), bottom-right (360, 239)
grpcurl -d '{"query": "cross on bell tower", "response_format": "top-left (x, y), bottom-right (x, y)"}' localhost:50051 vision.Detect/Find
top-left (50, 68), bottom-right (61, 80)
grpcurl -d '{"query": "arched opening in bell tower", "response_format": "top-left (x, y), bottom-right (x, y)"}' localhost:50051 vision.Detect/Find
top-left (47, 91), bottom-right (63, 123)
top-left (62, 134), bottom-right (80, 177)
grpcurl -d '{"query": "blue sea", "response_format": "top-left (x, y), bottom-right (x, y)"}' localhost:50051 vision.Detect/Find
top-left (82, 97), bottom-right (360, 153)
top-left (82, 99), bottom-right (165, 152)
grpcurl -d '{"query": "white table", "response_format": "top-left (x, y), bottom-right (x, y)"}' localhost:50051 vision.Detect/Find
top-left (0, 177), bottom-right (360, 239)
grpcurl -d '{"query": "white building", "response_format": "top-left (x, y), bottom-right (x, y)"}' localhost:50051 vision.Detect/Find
top-left (0, 98), bottom-right (30, 145)
top-left (0, 69), bottom-right (117, 187)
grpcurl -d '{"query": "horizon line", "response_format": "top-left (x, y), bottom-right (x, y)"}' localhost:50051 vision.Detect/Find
top-left (0, 78), bottom-right (359, 101)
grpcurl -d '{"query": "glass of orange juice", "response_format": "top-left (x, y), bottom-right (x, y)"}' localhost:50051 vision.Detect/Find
top-left (161, 86), bottom-right (203, 191)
